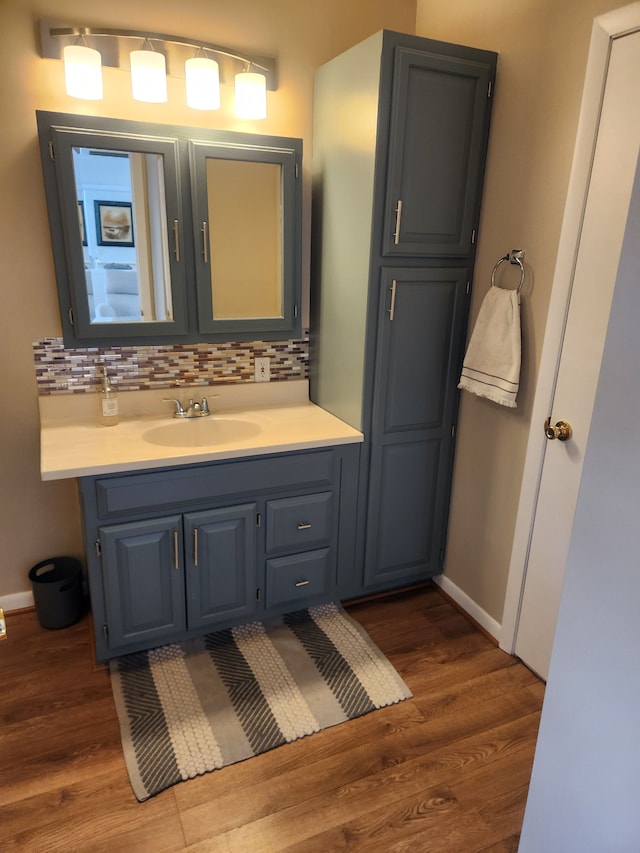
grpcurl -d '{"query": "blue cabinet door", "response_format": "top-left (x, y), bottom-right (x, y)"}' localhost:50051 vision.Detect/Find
top-left (100, 515), bottom-right (186, 650)
top-left (364, 267), bottom-right (468, 586)
top-left (382, 44), bottom-right (494, 258)
top-left (184, 504), bottom-right (257, 630)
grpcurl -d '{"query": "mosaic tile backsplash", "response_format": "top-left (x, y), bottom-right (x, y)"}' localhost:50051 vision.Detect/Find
top-left (33, 335), bottom-right (309, 395)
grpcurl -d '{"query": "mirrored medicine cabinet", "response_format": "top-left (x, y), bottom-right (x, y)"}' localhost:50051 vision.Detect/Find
top-left (36, 111), bottom-right (302, 347)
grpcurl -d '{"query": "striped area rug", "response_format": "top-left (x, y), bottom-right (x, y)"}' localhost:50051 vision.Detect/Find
top-left (109, 603), bottom-right (412, 801)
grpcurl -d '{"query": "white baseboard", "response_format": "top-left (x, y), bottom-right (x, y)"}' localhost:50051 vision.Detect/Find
top-left (4, 577), bottom-right (500, 637)
top-left (1, 591), bottom-right (34, 613)
top-left (433, 574), bottom-right (501, 642)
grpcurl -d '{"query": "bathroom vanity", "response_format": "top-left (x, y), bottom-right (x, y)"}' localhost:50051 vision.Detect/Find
top-left (36, 28), bottom-right (498, 664)
top-left (40, 388), bottom-right (363, 662)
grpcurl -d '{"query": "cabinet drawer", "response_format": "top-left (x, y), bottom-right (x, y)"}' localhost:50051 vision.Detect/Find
top-left (93, 450), bottom-right (336, 518)
top-left (266, 492), bottom-right (333, 553)
top-left (265, 548), bottom-right (332, 608)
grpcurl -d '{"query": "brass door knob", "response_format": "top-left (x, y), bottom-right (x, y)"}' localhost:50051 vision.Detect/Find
top-left (544, 417), bottom-right (573, 441)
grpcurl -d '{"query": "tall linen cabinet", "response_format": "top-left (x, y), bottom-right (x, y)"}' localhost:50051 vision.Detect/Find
top-left (311, 31), bottom-right (497, 596)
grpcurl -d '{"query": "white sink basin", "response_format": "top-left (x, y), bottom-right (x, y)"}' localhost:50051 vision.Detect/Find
top-left (143, 417), bottom-right (261, 447)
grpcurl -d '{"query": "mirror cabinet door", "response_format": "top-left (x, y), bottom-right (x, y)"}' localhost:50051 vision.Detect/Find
top-left (190, 140), bottom-right (300, 337)
top-left (42, 122), bottom-right (189, 342)
top-left (207, 159), bottom-right (283, 321)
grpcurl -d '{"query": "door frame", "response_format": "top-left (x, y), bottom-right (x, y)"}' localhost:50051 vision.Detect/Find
top-left (499, 2), bottom-right (640, 654)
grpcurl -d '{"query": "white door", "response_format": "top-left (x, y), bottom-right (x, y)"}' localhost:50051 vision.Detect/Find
top-left (501, 12), bottom-right (640, 680)
top-left (519, 144), bottom-right (640, 853)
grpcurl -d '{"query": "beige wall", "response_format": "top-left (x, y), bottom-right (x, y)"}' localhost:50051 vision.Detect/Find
top-left (416, 0), bottom-right (625, 620)
top-left (0, 0), bottom-right (416, 601)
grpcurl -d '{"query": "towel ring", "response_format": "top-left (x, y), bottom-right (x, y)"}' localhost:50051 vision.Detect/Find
top-left (491, 249), bottom-right (525, 294)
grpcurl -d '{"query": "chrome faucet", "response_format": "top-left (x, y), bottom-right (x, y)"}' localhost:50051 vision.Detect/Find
top-left (163, 397), bottom-right (212, 418)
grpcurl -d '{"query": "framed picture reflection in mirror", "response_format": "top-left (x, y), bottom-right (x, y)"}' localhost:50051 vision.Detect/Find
top-left (95, 200), bottom-right (134, 247)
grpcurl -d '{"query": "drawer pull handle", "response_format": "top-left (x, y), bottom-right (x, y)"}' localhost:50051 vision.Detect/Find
top-left (193, 528), bottom-right (199, 567)
top-left (297, 522), bottom-right (312, 530)
top-left (393, 198), bottom-right (403, 244)
top-left (389, 279), bottom-right (397, 321)
top-left (172, 219), bottom-right (180, 262)
top-left (173, 531), bottom-right (179, 570)
top-left (201, 221), bottom-right (209, 263)
top-left (295, 579), bottom-right (310, 588)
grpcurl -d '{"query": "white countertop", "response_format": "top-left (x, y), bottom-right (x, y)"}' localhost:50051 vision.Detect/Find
top-left (39, 383), bottom-right (363, 480)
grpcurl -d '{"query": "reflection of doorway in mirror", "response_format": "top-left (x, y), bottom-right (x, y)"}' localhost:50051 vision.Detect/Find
top-left (132, 153), bottom-right (173, 323)
top-left (206, 159), bottom-right (283, 320)
top-left (72, 147), bottom-right (173, 324)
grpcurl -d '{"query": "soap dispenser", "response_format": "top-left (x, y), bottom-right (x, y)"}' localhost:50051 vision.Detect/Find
top-left (99, 365), bottom-right (119, 426)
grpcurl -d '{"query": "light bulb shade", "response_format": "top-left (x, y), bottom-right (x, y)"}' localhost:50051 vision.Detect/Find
top-left (234, 71), bottom-right (267, 119)
top-left (185, 56), bottom-right (220, 110)
top-left (63, 44), bottom-right (103, 100)
top-left (130, 49), bottom-right (167, 102)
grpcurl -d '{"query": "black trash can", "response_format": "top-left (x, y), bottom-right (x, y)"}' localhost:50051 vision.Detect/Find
top-left (29, 557), bottom-right (84, 629)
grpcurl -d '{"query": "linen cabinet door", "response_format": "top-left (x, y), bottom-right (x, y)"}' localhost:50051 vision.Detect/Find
top-left (184, 504), bottom-right (257, 631)
top-left (364, 267), bottom-right (468, 588)
top-left (99, 515), bottom-right (185, 651)
top-left (381, 45), bottom-right (495, 258)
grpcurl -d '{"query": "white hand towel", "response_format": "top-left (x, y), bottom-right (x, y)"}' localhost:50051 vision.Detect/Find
top-left (458, 286), bottom-right (521, 408)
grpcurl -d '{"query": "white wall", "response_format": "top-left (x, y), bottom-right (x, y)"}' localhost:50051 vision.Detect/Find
top-left (519, 153), bottom-right (640, 851)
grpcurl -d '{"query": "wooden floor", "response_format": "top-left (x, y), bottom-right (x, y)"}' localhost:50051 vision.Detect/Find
top-left (0, 584), bottom-right (544, 852)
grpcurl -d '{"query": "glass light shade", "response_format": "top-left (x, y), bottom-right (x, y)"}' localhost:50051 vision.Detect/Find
top-left (185, 56), bottom-right (220, 110)
top-left (63, 44), bottom-right (103, 100)
top-left (234, 71), bottom-right (267, 119)
top-left (130, 49), bottom-right (167, 103)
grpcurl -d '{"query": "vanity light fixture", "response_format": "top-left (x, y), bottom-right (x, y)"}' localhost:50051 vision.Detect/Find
top-left (63, 38), bottom-right (103, 100)
top-left (40, 21), bottom-right (276, 118)
top-left (185, 50), bottom-right (220, 111)
top-left (130, 39), bottom-right (168, 103)
top-left (235, 67), bottom-right (267, 120)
